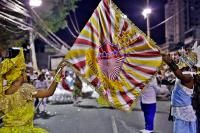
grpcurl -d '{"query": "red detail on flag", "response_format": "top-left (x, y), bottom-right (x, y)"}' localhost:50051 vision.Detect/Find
top-left (119, 36), bottom-right (145, 51)
top-left (122, 69), bottom-right (144, 89)
top-left (121, 21), bottom-right (129, 33)
top-left (61, 79), bottom-right (72, 92)
top-left (91, 77), bottom-right (99, 87)
top-left (126, 51), bottom-right (161, 57)
top-left (120, 91), bottom-right (133, 106)
top-left (98, 41), bottom-right (124, 80)
top-left (95, 10), bottom-right (100, 19)
top-left (98, 41), bottom-right (122, 59)
top-left (86, 23), bottom-right (99, 37)
top-left (102, 0), bottom-right (112, 41)
top-left (103, 0), bottom-right (109, 7)
top-left (128, 36), bottom-right (144, 47)
top-left (73, 60), bottom-right (86, 71)
top-left (124, 62), bottom-right (156, 75)
top-left (75, 38), bottom-right (97, 48)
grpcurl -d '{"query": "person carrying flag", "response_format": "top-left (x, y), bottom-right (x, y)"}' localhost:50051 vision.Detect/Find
top-left (162, 53), bottom-right (197, 133)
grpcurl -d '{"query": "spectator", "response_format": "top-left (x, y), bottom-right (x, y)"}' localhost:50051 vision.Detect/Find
top-left (34, 73), bottom-right (48, 113)
top-left (73, 75), bottom-right (82, 106)
top-left (156, 74), bottom-right (170, 100)
top-left (140, 77), bottom-right (161, 133)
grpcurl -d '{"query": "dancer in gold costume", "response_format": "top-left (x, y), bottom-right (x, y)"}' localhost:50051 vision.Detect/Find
top-left (0, 48), bottom-right (66, 133)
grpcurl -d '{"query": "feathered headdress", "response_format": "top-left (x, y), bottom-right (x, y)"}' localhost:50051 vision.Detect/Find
top-left (192, 41), bottom-right (200, 67)
top-left (177, 51), bottom-right (197, 69)
top-left (176, 42), bottom-right (199, 70)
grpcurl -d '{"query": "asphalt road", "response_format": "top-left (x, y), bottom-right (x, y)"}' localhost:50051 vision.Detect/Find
top-left (34, 99), bottom-right (173, 133)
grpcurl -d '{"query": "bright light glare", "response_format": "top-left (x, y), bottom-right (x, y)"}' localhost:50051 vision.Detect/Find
top-left (142, 8), bottom-right (152, 18)
top-left (123, 15), bottom-right (127, 19)
top-left (29, 0), bottom-right (42, 7)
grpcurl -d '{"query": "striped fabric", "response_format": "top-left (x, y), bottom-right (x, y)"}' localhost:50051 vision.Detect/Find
top-left (65, 0), bottom-right (162, 111)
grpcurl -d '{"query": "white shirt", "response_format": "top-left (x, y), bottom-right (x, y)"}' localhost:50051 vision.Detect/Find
top-left (35, 80), bottom-right (48, 89)
top-left (141, 78), bottom-right (160, 104)
top-left (29, 74), bottom-right (38, 82)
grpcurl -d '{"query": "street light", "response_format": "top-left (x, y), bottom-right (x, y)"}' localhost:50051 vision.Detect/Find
top-left (142, 0), bottom-right (151, 39)
top-left (29, 0), bottom-right (42, 71)
top-left (29, 0), bottom-right (42, 7)
top-left (142, 8), bottom-right (152, 18)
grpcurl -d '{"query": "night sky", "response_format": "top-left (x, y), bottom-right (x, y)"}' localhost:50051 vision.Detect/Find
top-left (57, 0), bottom-right (166, 47)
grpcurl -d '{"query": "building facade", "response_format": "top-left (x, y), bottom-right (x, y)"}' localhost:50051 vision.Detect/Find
top-left (165, 0), bottom-right (200, 50)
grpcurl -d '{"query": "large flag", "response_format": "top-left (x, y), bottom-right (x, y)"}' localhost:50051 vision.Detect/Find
top-left (65, 0), bottom-right (162, 111)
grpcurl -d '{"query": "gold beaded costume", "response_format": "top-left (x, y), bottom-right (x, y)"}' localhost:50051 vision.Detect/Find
top-left (0, 48), bottom-right (47, 133)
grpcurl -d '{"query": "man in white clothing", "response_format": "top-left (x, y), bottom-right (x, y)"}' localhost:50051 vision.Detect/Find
top-left (140, 77), bottom-right (161, 133)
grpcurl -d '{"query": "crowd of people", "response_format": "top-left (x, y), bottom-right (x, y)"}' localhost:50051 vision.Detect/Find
top-left (1, 45), bottom-right (200, 133)
top-left (25, 67), bottom-right (84, 115)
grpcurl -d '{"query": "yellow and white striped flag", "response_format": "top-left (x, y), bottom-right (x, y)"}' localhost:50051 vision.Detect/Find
top-left (66, 0), bottom-right (162, 111)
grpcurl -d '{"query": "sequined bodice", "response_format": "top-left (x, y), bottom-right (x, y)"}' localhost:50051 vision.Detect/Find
top-left (1, 83), bottom-right (36, 127)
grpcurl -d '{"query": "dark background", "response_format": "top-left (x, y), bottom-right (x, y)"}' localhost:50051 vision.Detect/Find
top-left (36, 0), bottom-right (166, 52)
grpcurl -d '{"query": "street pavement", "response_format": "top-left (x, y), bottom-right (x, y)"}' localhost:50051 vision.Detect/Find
top-left (34, 99), bottom-right (173, 133)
